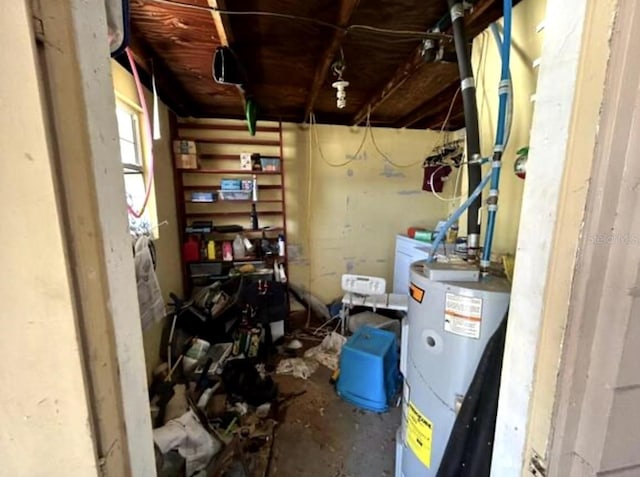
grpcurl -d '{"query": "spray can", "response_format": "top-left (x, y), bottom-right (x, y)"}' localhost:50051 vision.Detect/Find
top-left (252, 174), bottom-right (258, 201)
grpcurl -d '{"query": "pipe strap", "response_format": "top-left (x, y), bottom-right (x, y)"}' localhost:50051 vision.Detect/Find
top-left (488, 204), bottom-right (498, 212)
top-left (480, 259), bottom-right (491, 268)
top-left (461, 77), bottom-right (476, 91)
top-left (491, 158), bottom-right (502, 167)
top-left (450, 3), bottom-right (464, 22)
top-left (499, 80), bottom-right (512, 94)
top-left (494, 145), bottom-right (505, 153)
top-left (489, 189), bottom-right (499, 197)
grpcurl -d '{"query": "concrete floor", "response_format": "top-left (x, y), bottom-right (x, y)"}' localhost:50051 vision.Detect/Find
top-left (270, 366), bottom-right (400, 477)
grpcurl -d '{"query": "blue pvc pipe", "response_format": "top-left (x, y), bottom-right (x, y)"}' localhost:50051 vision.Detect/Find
top-left (481, 0), bottom-right (513, 266)
top-left (428, 171), bottom-right (493, 262)
top-left (490, 23), bottom-right (514, 147)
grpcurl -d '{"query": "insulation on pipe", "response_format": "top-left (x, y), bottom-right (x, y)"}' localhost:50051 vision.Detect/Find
top-left (447, 0), bottom-right (483, 257)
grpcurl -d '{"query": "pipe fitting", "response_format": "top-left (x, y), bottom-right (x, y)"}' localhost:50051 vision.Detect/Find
top-left (467, 233), bottom-right (480, 249)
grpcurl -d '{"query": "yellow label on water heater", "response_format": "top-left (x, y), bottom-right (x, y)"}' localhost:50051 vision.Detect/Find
top-left (407, 402), bottom-right (433, 468)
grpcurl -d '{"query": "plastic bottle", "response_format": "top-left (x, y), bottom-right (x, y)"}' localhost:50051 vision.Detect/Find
top-left (446, 224), bottom-right (459, 244)
top-left (207, 240), bottom-right (216, 260)
top-left (233, 234), bottom-right (246, 259)
top-left (252, 174), bottom-right (258, 201)
top-left (222, 241), bottom-right (233, 261)
top-left (277, 234), bottom-right (285, 257)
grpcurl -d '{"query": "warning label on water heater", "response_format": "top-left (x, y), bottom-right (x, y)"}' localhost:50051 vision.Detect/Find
top-left (407, 402), bottom-right (433, 468)
top-left (444, 293), bottom-right (483, 339)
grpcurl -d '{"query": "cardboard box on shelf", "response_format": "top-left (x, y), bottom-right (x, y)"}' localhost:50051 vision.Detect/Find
top-left (175, 154), bottom-right (198, 169)
top-left (240, 152), bottom-right (253, 170)
top-left (173, 140), bottom-right (197, 155)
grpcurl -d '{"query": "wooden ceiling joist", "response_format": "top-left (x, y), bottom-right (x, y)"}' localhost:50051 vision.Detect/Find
top-left (351, 0), bottom-right (499, 126)
top-left (351, 43), bottom-right (428, 126)
top-left (303, 0), bottom-right (361, 121)
top-left (395, 81), bottom-right (461, 129)
top-left (126, 27), bottom-right (198, 116)
top-left (208, 0), bottom-right (234, 46)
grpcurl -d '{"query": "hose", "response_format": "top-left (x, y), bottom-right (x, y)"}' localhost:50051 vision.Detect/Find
top-left (447, 0), bottom-right (483, 256)
top-left (125, 47), bottom-right (155, 219)
top-left (481, 0), bottom-right (513, 268)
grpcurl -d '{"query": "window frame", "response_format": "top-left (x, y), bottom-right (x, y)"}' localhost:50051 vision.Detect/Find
top-left (114, 96), bottom-right (158, 237)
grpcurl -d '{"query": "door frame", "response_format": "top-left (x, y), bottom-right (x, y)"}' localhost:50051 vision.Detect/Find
top-left (490, 0), bottom-right (619, 475)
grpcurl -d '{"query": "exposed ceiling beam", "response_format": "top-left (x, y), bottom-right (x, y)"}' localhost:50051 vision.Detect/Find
top-left (351, 0), bottom-right (499, 126)
top-left (125, 27), bottom-right (198, 116)
top-left (208, 0), bottom-right (234, 46)
top-left (351, 46), bottom-right (428, 126)
top-left (394, 81), bottom-right (461, 128)
top-left (303, 0), bottom-right (361, 121)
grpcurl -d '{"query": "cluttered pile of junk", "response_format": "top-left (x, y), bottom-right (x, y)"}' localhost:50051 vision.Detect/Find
top-left (146, 262), bottom-right (404, 477)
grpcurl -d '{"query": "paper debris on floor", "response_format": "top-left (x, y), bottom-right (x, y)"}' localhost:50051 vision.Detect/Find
top-left (153, 409), bottom-right (221, 476)
top-left (304, 332), bottom-right (346, 370)
top-left (276, 358), bottom-right (319, 379)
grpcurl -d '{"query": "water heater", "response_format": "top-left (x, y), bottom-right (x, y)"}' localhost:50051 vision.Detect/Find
top-left (397, 260), bottom-right (510, 476)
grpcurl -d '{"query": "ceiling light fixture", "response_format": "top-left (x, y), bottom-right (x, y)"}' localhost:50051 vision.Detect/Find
top-left (331, 50), bottom-right (349, 109)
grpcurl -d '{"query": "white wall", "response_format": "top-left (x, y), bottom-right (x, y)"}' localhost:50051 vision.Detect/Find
top-left (0, 2), bottom-right (100, 476)
top-left (491, 0), bottom-right (616, 474)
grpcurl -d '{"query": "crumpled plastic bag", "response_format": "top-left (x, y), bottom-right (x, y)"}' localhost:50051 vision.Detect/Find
top-left (276, 358), bottom-right (319, 379)
top-left (304, 332), bottom-right (347, 370)
top-left (153, 410), bottom-right (221, 476)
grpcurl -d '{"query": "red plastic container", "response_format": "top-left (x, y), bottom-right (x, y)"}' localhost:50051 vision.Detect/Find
top-left (183, 236), bottom-right (200, 262)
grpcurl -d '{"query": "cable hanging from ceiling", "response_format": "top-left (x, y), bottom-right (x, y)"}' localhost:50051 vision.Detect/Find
top-left (146, 0), bottom-right (450, 41)
top-left (310, 108), bottom-right (439, 170)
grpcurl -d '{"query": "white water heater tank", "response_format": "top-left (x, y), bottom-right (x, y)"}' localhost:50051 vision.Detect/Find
top-left (398, 260), bottom-right (510, 476)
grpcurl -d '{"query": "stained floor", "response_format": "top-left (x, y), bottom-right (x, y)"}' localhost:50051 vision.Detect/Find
top-left (270, 366), bottom-right (400, 477)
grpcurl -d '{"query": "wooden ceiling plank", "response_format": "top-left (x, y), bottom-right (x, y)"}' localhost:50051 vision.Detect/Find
top-left (126, 26), bottom-right (199, 116)
top-left (351, 45), bottom-right (426, 125)
top-left (303, 0), bottom-right (361, 121)
top-left (394, 81), bottom-right (461, 128)
top-left (351, 0), bottom-right (498, 126)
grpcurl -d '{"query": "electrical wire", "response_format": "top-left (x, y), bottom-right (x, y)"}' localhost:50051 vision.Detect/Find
top-left (347, 24), bottom-right (448, 40)
top-left (147, 0), bottom-right (449, 40)
top-left (309, 112), bottom-right (367, 168)
top-left (439, 86), bottom-right (461, 138)
top-left (429, 164), bottom-right (463, 202)
top-left (367, 122), bottom-right (424, 168)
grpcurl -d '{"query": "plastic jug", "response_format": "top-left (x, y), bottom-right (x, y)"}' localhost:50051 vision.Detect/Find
top-left (233, 234), bottom-right (246, 259)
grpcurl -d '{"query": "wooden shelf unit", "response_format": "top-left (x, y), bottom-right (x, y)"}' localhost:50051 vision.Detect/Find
top-left (172, 119), bottom-right (288, 291)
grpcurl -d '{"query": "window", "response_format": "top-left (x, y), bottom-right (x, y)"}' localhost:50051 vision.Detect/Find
top-left (116, 101), bottom-right (153, 235)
